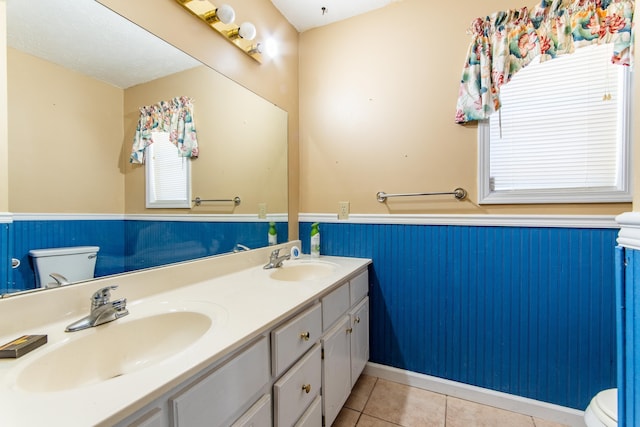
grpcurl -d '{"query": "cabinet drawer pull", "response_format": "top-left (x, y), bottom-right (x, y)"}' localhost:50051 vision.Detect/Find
top-left (302, 384), bottom-right (311, 394)
top-left (354, 316), bottom-right (361, 324)
top-left (346, 327), bottom-right (353, 334)
top-left (300, 331), bottom-right (310, 341)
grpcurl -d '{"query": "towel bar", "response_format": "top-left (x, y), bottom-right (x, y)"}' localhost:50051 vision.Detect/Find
top-left (192, 196), bottom-right (241, 206)
top-left (376, 188), bottom-right (467, 202)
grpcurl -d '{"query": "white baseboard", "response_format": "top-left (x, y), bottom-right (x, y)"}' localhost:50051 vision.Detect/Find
top-left (363, 362), bottom-right (587, 427)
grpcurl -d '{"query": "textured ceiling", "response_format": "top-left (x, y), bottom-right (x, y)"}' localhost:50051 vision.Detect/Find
top-left (270, 0), bottom-right (395, 32)
top-left (6, 0), bottom-right (397, 89)
top-left (7, 0), bottom-right (200, 89)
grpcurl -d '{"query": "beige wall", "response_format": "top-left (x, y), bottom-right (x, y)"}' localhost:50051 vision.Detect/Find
top-left (98, 0), bottom-right (300, 235)
top-left (298, 0), bottom-right (633, 216)
top-left (124, 66), bottom-right (288, 215)
top-left (8, 48), bottom-right (125, 213)
top-left (634, 3), bottom-right (640, 210)
top-left (0, 1), bottom-right (7, 213)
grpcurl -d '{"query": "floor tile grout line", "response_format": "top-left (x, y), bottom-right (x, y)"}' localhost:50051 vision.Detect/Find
top-left (359, 377), bottom-right (379, 418)
top-left (444, 394), bottom-right (449, 426)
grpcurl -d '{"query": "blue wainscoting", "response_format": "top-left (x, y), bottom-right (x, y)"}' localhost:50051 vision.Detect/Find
top-left (124, 220), bottom-right (286, 271)
top-left (300, 221), bottom-right (617, 410)
top-left (7, 218), bottom-right (287, 293)
top-left (11, 219), bottom-right (125, 292)
top-left (617, 246), bottom-right (640, 427)
top-left (0, 222), bottom-right (9, 294)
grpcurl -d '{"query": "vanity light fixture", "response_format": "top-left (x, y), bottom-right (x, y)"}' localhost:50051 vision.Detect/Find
top-left (175, 0), bottom-right (262, 63)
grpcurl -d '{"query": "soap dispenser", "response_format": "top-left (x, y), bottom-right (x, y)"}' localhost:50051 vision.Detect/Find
top-left (310, 223), bottom-right (320, 257)
top-left (268, 222), bottom-right (277, 246)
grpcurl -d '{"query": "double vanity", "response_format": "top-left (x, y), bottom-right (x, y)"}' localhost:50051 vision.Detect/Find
top-left (0, 242), bottom-right (371, 427)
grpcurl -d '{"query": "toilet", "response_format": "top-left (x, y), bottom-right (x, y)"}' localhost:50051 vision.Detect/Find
top-left (29, 246), bottom-right (100, 288)
top-left (585, 388), bottom-right (617, 427)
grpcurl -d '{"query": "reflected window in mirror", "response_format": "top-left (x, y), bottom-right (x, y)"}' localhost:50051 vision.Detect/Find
top-left (145, 132), bottom-right (192, 208)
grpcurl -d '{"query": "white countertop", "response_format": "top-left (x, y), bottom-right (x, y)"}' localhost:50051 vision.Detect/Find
top-left (0, 243), bottom-right (371, 426)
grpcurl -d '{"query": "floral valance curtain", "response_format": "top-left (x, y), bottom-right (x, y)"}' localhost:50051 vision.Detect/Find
top-left (130, 96), bottom-right (199, 164)
top-left (455, 0), bottom-right (634, 124)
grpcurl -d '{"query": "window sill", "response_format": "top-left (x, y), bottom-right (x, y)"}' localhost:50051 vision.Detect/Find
top-left (478, 188), bottom-right (632, 205)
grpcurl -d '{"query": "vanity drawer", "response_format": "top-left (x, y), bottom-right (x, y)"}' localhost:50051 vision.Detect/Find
top-left (231, 394), bottom-right (272, 427)
top-left (321, 282), bottom-right (350, 331)
top-left (274, 344), bottom-right (321, 427)
top-left (272, 303), bottom-right (322, 377)
top-left (170, 336), bottom-right (270, 427)
top-left (349, 270), bottom-right (369, 306)
top-left (294, 395), bottom-right (322, 427)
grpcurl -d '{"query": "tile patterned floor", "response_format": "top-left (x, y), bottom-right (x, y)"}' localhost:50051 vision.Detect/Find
top-left (332, 375), bottom-right (571, 427)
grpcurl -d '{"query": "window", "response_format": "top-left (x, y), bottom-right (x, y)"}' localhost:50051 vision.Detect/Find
top-left (478, 43), bottom-right (632, 204)
top-left (145, 132), bottom-right (191, 208)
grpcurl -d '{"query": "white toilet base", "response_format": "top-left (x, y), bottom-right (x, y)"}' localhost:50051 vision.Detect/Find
top-left (584, 389), bottom-right (617, 427)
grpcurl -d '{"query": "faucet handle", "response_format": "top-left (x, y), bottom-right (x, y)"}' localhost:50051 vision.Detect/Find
top-left (91, 285), bottom-right (118, 309)
top-left (270, 248), bottom-right (281, 259)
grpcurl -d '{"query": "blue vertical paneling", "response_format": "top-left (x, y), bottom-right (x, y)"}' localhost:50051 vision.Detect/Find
top-left (619, 247), bottom-right (640, 427)
top-left (9, 219), bottom-right (286, 292)
top-left (301, 221), bottom-right (617, 410)
top-left (615, 246), bottom-right (626, 427)
top-left (124, 220), bottom-right (283, 270)
top-left (0, 223), bottom-right (10, 294)
top-left (11, 219), bottom-right (125, 291)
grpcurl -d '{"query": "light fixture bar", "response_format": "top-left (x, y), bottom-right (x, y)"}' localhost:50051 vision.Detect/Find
top-left (175, 0), bottom-right (262, 63)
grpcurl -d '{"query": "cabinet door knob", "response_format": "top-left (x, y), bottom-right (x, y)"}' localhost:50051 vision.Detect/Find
top-left (354, 316), bottom-right (361, 324)
top-left (346, 327), bottom-right (353, 334)
top-left (300, 331), bottom-right (310, 341)
top-left (302, 384), bottom-right (312, 394)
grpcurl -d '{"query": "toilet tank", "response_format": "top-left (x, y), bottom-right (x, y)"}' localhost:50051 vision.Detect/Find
top-left (28, 246), bottom-right (100, 288)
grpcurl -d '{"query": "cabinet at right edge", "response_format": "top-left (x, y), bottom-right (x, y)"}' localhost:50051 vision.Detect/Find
top-left (321, 270), bottom-right (369, 426)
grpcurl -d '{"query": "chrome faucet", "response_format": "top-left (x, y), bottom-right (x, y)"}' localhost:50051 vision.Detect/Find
top-left (65, 285), bottom-right (129, 332)
top-left (233, 243), bottom-right (251, 253)
top-left (263, 248), bottom-right (291, 269)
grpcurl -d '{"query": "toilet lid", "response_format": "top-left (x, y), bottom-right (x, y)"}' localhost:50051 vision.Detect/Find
top-left (594, 389), bottom-right (617, 423)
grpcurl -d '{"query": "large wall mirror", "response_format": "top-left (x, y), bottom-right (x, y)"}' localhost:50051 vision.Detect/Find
top-left (3, 0), bottom-right (288, 295)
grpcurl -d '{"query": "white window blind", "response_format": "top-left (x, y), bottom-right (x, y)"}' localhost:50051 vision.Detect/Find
top-left (145, 132), bottom-right (191, 208)
top-left (478, 43), bottom-right (631, 204)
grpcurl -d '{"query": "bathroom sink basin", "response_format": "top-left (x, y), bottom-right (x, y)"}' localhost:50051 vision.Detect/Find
top-left (17, 310), bottom-right (213, 392)
top-left (270, 261), bottom-right (337, 281)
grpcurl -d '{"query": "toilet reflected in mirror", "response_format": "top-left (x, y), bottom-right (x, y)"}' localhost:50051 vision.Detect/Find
top-left (29, 246), bottom-right (100, 288)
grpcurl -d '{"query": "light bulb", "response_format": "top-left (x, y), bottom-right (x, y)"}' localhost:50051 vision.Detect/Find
top-left (238, 22), bottom-right (256, 40)
top-left (216, 4), bottom-right (235, 25)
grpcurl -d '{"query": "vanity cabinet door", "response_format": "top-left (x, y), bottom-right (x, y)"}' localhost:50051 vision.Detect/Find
top-left (272, 303), bottom-right (322, 377)
top-left (170, 336), bottom-right (270, 427)
top-left (350, 297), bottom-right (369, 388)
top-left (274, 344), bottom-right (321, 427)
top-left (321, 315), bottom-right (352, 427)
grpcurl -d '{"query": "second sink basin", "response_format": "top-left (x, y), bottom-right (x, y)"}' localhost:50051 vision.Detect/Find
top-left (269, 260), bottom-right (337, 281)
top-left (16, 308), bottom-right (216, 393)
